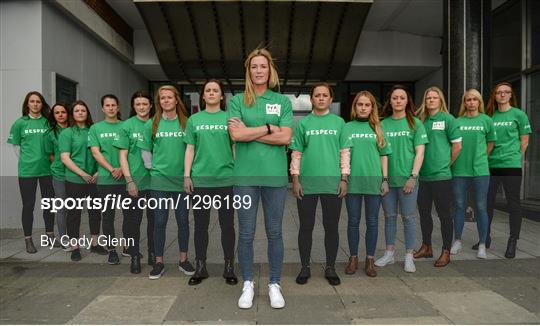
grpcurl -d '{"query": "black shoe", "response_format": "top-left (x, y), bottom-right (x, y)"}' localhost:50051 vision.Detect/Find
top-left (71, 249), bottom-right (82, 261)
top-left (178, 259), bottom-right (195, 276)
top-left (223, 259), bottom-right (238, 285)
top-left (130, 254), bottom-right (141, 274)
top-left (505, 237), bottom-right (517, 259)
top-left (324, 266), bottom-right (341, 286)
top-left (122, 247), bottom-right (143, 258)
top-left (25, 238), bottom-right (37, 254)
top-left (147, 251), bottom-right (156, 266)
top-left (472, 236), bottom-right (491, 250)
top-left (107, 250), bottom-right (120, 265)
top-left (149, 262), bottom-right (165, 279)
top-left (295, 266), bottom-right (311, 285)
top-left (188, 260), bottom-right (209, 285)
top-left (90, 245), bottom-right (108, 255)
top-left (48, 234), bottom-right (61, 248)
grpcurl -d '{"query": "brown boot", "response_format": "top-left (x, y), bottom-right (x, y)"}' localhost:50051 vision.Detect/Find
top-left (364, 257), bottom-right (377, 277)
top-left (434, 250), bottom-right (450, 267)
top-left (345, 256), bottom-right (358, 275)
top-left (413, 244), bottom-right (433, 259)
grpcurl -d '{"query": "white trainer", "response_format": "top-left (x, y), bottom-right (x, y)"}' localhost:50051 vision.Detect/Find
top-left (477, 243), bottom-right (487, 259)
top-left (268, 283), bottom-right (285, 309)
top-left (450, 240), bottom-right (462, 255)
top-left (404, 253), bottom-right (416, 273)
top-left (374, 250), bottom-right (395, 267)
top-left (238, 281), bottom-right (255, 309)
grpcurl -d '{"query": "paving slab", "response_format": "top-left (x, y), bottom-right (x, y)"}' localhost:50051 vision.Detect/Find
top-left (351, 316), bottom-right (451, 324)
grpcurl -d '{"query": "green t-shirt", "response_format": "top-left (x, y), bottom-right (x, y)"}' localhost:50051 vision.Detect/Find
top-left (88, 120), bottom-right (124, 185)
top-left (452, 113), bottom-right (497, 176)
top-left (381, 116), bottom-right (428, 187)
top-left (228, 89), bottom-right (294, 187)
top-left (289, 113), bottom-right (351, 195)
top-left (138, 116), bottom-right (186, 192)
top-left (44, 127), bottom-right (67, 181)
top-left (419, 112), bottom-right (462, 181)
top-left (342, 120), bottom-right (392, 194)
top-left (489, 107), bottom-right (531, 168)
top-left (184, 110), bottom-right (234, 187)
top-left (7, 116), bottom-right (51, 177)
top-left (112, 116), bottom-right (150, 190)
top-left (58, 126), bottom-right (97, 184)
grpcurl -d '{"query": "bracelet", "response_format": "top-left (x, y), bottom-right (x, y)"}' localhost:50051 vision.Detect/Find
top-left (382, 177), bottom-right (388, 182)
top-left (127, 180), bottom-right (134, 184)
top-left (409, 174), bottom-right (418, 180)
top-left (266, 123), bottom-right (272, 134)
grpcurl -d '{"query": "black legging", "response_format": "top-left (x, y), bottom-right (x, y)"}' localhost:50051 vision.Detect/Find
top-left (124, 190), bottom-right (155, 256)
top-left (97, 184), bottom-right (129, 250)
top-left (297, 194), bottom-right (341, 267)
top-left (417, 179), bottom-right (454, 250)
top-left (487, 168), bottom-right (523, 239)
top-left (65, 182), bottom-right (101, 239)
top-left (18, 176), bottom-right (55, 236)
top-left (193, 186), bottom-right (235, 261)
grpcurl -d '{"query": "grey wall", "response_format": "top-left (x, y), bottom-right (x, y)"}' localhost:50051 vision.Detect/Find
top-left (1, 1), bottom-right (148, 229)
top-left (414, 68), bottom-right (444, 107)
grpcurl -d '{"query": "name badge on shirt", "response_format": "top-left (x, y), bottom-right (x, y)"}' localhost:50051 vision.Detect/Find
top-left (432, 121), bottom-right (445, 130)
top-left (266, 104), bottom-right (281, 116)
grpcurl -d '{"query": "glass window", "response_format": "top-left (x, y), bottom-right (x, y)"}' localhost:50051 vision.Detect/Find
top-left (530, 0), bottom-right (540, 67)
top-left (524, 71), bottom-right (540, 202)
top-left (56, 74), bottom-right (77, 106)
top-left (492, 0), bottom-right (522, 81)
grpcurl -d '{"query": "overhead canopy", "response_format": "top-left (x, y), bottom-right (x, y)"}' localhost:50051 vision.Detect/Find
top-left (135, 0), bottom-right (372, 89)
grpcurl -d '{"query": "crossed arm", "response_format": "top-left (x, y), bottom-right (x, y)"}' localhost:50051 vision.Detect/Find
top-left (227, 117), bottom-right (292, 146)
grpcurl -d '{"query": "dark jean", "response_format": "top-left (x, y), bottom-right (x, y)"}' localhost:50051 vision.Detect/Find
top-left (452, 176), bottom-right (489, 243)
top-left (417, 179), bottom-right (454, 250)
top-left (18, 176), bottom-right (55, 236)
top-left (151, 190), bottom-right (190, 257)
top-left (381, 186), bottom-right (418, 250)
top-left (234, 186), bottom-right (287, 284)
top-left (345, 194), bottom-right (381, 257)
top-left (487, 168), bottom-right (523, 239)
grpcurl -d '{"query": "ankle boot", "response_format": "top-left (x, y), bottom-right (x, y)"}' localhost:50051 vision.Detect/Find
top-left (130, 254), bottom-right (141, 274)
top-left (345, 256), bottom-right (358, 275)
top-left (364, 257), bottom-right (377, 277)
top-left (25, 238), bottom-right (37, 254)
top-left (189, 260), bottom-right (209, 285)
top-left (505, 237), bottom-right (517, 259)
top-left (413, 244), bottom-right (433, 258)
top-left (222, 259), bottom-right (238, 285)
top-left (147, 250), bottom-right (156, 266)
top-left (434, 249), bottom-right (450, 267)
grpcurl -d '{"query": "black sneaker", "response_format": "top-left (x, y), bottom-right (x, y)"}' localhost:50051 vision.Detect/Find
top-left (149, 262), bottom-right (165, 279)
top-left (178, 260), bottom-right (195, 276)
top-left (295, 266), bottom-right (311, 285)
top-left (90, 245), bottom-right (108, 255)
top-left (324, 266), bottom-right (341, 286)
top-left (107, 250), bottom-right (120, 265)
top-left (71, 249), bottom-right (82, 261)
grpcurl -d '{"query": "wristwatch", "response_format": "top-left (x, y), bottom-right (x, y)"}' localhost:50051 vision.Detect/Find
top-left (382, 177), bottom-right (389, 182)
top-left (266, 123), bottom-right (272, 134)
top-left (409, 174), bottom-right (418, 179)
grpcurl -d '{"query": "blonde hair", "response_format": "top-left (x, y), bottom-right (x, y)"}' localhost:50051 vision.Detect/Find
top-left (458, 89), bottom-right (485, 117)
top-left (243, 48), bottom-right (280, 107)
top-left (416, 86), bottom-right (449, 121)
top-left (152, 85), bottom-right (189, 137)
top-left (350, 91), bottom-right (386, 149)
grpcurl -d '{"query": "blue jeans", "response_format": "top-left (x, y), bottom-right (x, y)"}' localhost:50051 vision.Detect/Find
top-left (234, 186), bottom-right (287, 284)
top-left (452, 176), bottom-right (489, 243)
top-left (345, 194), bottom-right (381, 257)
top-left (151, 191), bottom-right (190, 257)
top-left (381, 186), bottom-right (418, 250)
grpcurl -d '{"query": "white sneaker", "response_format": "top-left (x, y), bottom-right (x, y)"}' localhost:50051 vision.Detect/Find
top-left (238, 281), bottom-right (255, 309)
top-left (477, 244), bottom-right (487, 259)
top-left (374, 250), bottom-right (395, 267)
top-left (268, 283), bottom-right (285, 309)
top-left (450, 240), bottom-right (462, 255)
top-left (404, 253), bottom-right (416, 273)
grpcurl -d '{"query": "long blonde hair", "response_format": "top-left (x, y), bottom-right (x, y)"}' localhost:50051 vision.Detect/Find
top-left (152, 85), bottom-right (189, 137)
top-left (243, 48), bottom-right (280, 107)
top-left (458, 89), bottom-right (485, 117)
top-left (350, 91), bottom-right (386, 149)
top-left (416, 86), bottom-right (449, 121)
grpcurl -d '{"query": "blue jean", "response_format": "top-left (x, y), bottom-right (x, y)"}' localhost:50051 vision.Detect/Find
top-left (452, 176), bottom-right (489, 243)
top-left (234, 186), bottom-right (287, 284)
top-left (345, 194), bottom-right (381, 257)
top-left (151, 191), bottom-right (190, 257)
top-left (381, 186), bottom-right (418, 250)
